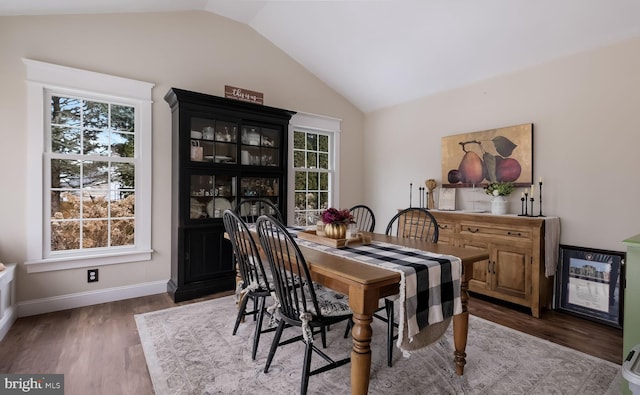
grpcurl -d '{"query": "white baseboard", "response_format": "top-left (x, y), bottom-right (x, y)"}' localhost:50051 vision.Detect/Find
top-left (17, 280), bottom-right (168, 317)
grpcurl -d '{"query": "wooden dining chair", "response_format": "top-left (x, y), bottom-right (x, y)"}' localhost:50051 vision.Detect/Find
top-left (235, 198), bottom-right (284, 224)
top-left (256, 215), bottom-right (352, 395)
top-left (222, 210), bottom-right (275, 360)
top-left (385, 207), bottom-right (439, 243)
top-left (380, 207), bottom-right (440, 366)
top-left (349, 204), bottom-right (376, 232)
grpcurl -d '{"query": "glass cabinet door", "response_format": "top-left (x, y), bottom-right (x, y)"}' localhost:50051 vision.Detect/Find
top-left (240, 125), bottom-right (280, 167)
top-left (238, 176), bottom-right (280, 215)
top-left (190, 174), bottom-right (236, 220)
top-left (189, 117), bottom-right (238, 164)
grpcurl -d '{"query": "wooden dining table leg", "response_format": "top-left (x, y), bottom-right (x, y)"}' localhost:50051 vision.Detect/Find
top-left (453, 261), bottom-right (473, 375)
top-left (348, 287), bottom-right (379, 395)
top-left (452, 310), bottom-right (468, 375)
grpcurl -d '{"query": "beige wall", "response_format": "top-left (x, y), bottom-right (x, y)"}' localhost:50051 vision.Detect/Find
top-left (2, 10), bottom-right (638, 309)
top-left (0, 11), bottom-right (364, 304)
top-left (364, 36), bottom-right (640, 252)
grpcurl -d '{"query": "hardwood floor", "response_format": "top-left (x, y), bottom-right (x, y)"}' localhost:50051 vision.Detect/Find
top-left (0, 291), bottom-right (233, 395)
top-left (0, 291), bottom-right (622, 395)
top-left (467, 293), bottom-right (623, 365)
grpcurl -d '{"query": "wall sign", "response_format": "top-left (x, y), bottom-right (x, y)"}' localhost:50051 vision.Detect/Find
top-left (224, 85), bottom-right (264, 105)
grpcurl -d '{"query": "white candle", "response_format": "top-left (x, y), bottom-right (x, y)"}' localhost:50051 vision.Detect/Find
top-left (539, 177), bottom-right (543, 183)
top-left (525, 188), bottom-right (528, 195)
top-left (521, 192), bottom-right (525, 198)
top-left (531, 184), bottom-right (535, 196)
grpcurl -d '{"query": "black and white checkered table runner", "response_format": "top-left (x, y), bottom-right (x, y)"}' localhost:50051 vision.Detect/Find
top-left (287, 227), bottom-right (462, 347)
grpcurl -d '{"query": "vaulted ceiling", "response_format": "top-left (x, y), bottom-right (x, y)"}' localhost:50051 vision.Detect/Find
top-left (3, 0), bottom-right (640, 112)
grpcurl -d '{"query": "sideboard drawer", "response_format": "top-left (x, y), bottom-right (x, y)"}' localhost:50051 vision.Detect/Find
top-left (459, 222), bottom-right (532, 241)
top-left (437, 220), bottom-right (455, 236)
top-left (435, 219), bottom-right (453, 245)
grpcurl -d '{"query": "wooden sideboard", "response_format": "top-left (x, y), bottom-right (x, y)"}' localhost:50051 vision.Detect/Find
top-left (429, 211), bottom-right (554, 317)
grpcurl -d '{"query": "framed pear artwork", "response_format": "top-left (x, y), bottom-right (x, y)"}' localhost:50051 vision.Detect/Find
top-left (441, 123), bottom-right (533, 187)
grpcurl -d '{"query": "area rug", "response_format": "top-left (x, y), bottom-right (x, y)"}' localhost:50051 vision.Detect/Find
top-left (135, 296), bottom-right (622, 395)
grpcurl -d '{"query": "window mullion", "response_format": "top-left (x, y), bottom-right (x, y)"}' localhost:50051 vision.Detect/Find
top-left (79, 155), bottom-right (84, 251)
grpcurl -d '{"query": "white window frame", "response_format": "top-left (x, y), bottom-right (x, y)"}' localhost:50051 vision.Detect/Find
top-left (23, 59), bottom-right (154, 273)
top-left (288, 112), bottom-right (342, 225)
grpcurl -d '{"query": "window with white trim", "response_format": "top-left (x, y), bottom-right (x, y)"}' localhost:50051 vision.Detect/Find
top-left (289, 113), bottom-right (341, 226)
top-left (24, 59), bottom-right (154, 273)
top-left (48, 94), bottom-right (136, 252)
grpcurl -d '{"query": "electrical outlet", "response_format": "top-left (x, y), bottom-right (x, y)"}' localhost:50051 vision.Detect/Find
top-left (87, 269), bottom-right (99, 283)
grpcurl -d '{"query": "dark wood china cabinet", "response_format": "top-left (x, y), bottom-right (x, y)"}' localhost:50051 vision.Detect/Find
top-left (164, 88), bottom-right (294, 302)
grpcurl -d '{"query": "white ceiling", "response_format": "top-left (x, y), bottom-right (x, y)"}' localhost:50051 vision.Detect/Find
top-left (3, 0), bottom-right (640, 112)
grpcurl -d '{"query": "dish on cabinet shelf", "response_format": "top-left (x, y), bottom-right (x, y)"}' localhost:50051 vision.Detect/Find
top-left (214, 155), bottom-right (232, 163)
top-left (202, 127), bottom-right (215, 140)
top-left (190, 198), bottom-right (205, 219)
top-left (242, 130), bottom-right (260, 145)
top-left (201, 155), bottom-right (232, 163)
top-left (262, 136), bottom-right (275, 147)
top-left (206, 198), bottom-right (232, 218)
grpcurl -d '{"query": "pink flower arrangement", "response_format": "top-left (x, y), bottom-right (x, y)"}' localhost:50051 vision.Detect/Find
top-left (321, 208), bottom-right (354, 225)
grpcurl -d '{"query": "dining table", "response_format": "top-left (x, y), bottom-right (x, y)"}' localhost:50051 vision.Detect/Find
top-left (289, 231), bottom-right (488, 395)
top-left (242, 227), bottom-right (489, 395)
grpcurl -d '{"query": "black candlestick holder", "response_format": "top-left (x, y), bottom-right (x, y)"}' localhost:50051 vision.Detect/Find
top-left (529, 197), bottom-right (535, 217)
top-left (518, 196), bottom-right (526, 216)
top-left (538, 182), bottom-right (545, 217)
top-left (409, 183), bottom-right (413, 208)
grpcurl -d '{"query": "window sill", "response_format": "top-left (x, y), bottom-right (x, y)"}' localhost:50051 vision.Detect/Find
top-left (24, 249), bottom-right (153, 273)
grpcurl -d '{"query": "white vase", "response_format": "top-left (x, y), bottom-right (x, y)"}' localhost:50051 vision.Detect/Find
top-left (491, 196), bottom-right (508, 215)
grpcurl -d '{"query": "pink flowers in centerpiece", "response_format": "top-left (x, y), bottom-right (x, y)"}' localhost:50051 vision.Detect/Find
top-left (321, 208), bottom-right (354, 225)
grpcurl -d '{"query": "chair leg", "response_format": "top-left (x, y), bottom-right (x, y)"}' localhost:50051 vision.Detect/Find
top-left (385, 298), bottom-right (394, 367)
top-left (252, 297), bottom-right (258, 321)
top-left (252, 296), bottom-right (266, 360)
top-left (300, 339), bottom-right (313, 395)
top-left (321, 326), bottom-right (327, 348)
top-left (264, 320), bottom-right (285, 373)
top-left (343, 319), bottom-right (352, 339)
top-left (233, 293), bottom-right (251, 335)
